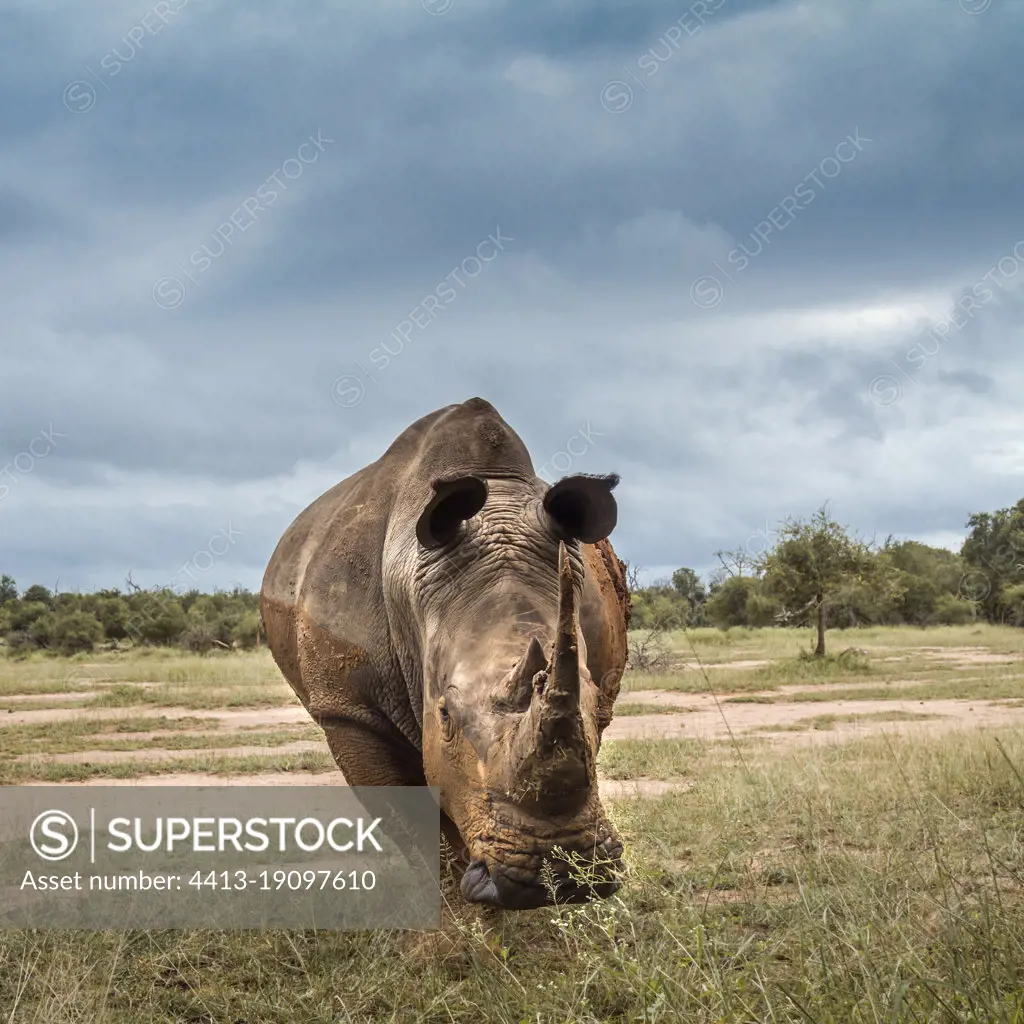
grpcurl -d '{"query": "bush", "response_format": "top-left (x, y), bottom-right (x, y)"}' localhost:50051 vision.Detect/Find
top-left (998, 584), bottom-right (1024, 626)
top-left (745, 590), bottom-right (781, 627)
top-left (5, 630), bottom-right (37, 656)
top-left (180, 622), bottom-right (219, 654)
top-left (90, 595), bottom-right (131, 639)
top-left (705, 577), bottom-right (767, 628)
top-left (129, 593), bottom-right (188, 646)
top-left (7, 600), bottom-right (50, 631)
top-left (50, 611), bottom-right (104, 654)
top-left (25, 610), bottom-right (104, 654)
top-left (792, 647), bottom-right (870, 674)
top-left (630, 587), bottom-right (689, 630)
top-left (932, 593), bottom-right (978, 625)
top-left (21, 584), bottom-right (53, 606)
top-left (231, 611), bottom-right (262, 650)
top-left (827, 580), bottom-right (896, 627)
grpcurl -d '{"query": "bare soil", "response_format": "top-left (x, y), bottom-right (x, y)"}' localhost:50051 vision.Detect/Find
top-left (4, 643), bottom-right (1023, 791)
top-left (912, 647), bottom-right (1017, 665)
top-left (18, 772), bottom-right (343, 787)
top-left (17, 688), bottom-right (1004, 750)
top-left (17, 770), bottom-right (682, 801)
top-left (678, 659), bottom-right (771, 671)
top-left (603, 696), bottom-right (1024, 742)
top-left (1, 706), bottom-right (307, 727)
top-left (619, 679), bottom-right (933, 704)
top-left (14, 740), bottom-right (323, 764)
top-left (1, 692), bottom-right (94, 703)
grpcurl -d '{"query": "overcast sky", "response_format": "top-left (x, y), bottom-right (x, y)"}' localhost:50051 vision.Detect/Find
top-left (1, 0), bottom-right (1022, 593)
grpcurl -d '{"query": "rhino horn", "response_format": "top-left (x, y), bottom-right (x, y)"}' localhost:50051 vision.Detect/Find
top-left (533, 542), bottom-right (584, 748)
top-left (499, 635), bottom-right (548, 708)
top-left (509, 542), bottom-right (594, 807)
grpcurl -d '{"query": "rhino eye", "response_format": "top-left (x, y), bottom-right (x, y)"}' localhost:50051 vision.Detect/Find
top-left (438, 697), bottom-right (455, 741)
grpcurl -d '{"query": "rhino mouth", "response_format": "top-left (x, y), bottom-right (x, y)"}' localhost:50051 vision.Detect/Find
top-left (459, 835), bottom-right (623, 909)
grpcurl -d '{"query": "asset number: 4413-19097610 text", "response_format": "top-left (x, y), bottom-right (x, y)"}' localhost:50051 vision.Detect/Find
top-left (188, 869), bottom-right (377, 891)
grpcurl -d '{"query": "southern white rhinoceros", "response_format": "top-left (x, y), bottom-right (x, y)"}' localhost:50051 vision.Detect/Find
top-left (260, 397), bottom-right (630, 908)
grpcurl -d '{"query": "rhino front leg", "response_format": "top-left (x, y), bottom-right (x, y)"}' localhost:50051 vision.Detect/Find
top-left (320, 719), bottom-right (424, 787)
top-left (319, 719), bottom-right (469, 875)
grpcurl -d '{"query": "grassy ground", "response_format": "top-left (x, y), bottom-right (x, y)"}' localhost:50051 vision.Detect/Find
top-left (730, 676), bottom-right (1024, 703)
top-left (1, 626), bottom-right (1023, 1021)
top-left (0, 724), bottom-right (320, 759)
top-left (0, 649), bottom-right (297, 705)
top-left (747, 708), bottom-right (942, 732)
top-left (1, 728), bottom-right (1022, 1021)
top-left (653, 622), bottom-right (1024, 660)
top-left (609, 702), bottom-right (699, 716)
top-left (623, 623), bottom-right (1024, 700)
top-left (0, 750), bottom-right (338, 784)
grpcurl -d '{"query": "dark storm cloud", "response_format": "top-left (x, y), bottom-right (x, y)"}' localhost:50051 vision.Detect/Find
top-left (1, 0), bottom-right (1023, 590)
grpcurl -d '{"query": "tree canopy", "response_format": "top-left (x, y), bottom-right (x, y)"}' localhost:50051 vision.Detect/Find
top-left (759, 504), bottom-right (904, 656)
top-left (960, 499), bottom-right (1024, 624)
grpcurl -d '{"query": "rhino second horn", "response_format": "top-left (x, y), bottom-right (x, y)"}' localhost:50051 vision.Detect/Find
top-left (501, 636), bottom-right (548, 708)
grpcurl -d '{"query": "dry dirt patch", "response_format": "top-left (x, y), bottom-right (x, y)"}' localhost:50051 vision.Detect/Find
top-left (600, 779), bottom-right (693, 800)
top-left (18, 770), bottom-right (684, 801)
top-left (619, 681), bottom-right (936, 706)
top-left (612, 690), bottom-right (704, 707)
top-left (18, 771), bottom-right (343, 787)
top-left (1, 692), bottom-right (94, 704)
top-left (14, 740), bottom-right (324, 765)
top-left (603, 696), bottom-right (1024, 743)
top-left (916, 647), bottom-right (1018, 665)
top-left (10, 689), bottom-right (1022, 759)
top-left (9, 648), bottom-right (1023, 785)
top-left (0, 705), bottom-right (308, 727)
top-left (679, 659), bottom-right (771, 671)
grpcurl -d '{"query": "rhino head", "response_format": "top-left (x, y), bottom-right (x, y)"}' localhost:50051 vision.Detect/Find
top-left (396, 472), bottom-right (624, 909)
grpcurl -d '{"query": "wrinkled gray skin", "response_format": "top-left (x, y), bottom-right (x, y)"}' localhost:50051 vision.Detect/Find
top-left (260, 398), bottom-right (630, 908)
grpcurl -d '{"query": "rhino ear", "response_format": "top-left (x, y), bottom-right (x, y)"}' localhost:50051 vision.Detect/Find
top-left (416, 476), bottom-right (488, 548)
top-left (543, 473), bottom-right (619, 544)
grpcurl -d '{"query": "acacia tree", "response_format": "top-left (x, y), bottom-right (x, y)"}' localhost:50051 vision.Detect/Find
top-left (759, 504), bottom-right (902, 657)
top-left (671, 567), bottom-right (707, 611)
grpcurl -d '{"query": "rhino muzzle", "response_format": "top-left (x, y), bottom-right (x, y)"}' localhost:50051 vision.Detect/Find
top-left (460, 831), bottom-right (623, 908)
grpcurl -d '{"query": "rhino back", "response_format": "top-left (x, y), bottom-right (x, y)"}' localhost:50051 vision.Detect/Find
top-left (261, 397), bottom-right (537, 746)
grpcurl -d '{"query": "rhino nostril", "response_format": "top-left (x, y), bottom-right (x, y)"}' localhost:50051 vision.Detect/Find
top-left (460, 860), bottom-right (501, 905)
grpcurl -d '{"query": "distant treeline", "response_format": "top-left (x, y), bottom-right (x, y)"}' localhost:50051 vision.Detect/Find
top-left (3, 498), bottom-right (1023, 656)
top-left (0, 578), bottom-right (261, 656)
top-left (630, 499), bottom-right (1024, 633)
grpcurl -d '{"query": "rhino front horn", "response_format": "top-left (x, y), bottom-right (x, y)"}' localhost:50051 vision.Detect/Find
top-left (534, 542), bottom-right (586, 752)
